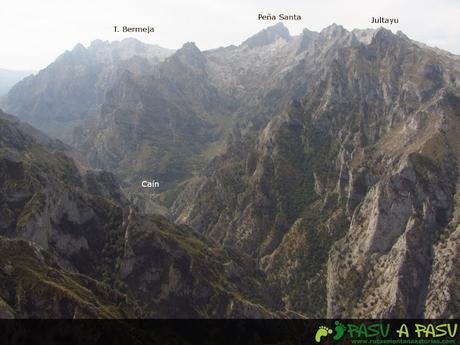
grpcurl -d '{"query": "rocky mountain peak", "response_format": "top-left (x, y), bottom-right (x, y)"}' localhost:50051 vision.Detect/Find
top-left (352, 28), bottom-right (376, 44)
top-left (63, 43), bottom-right (87, 61)
top-left (297, 28), bottom-right (319, 52)
top-left (72, 42), bottom-right (86, 53)
top-left (178, 41), bottom-right (201, 55)
top-left (319, 23), bottom-right (348, 39)
top-left (2, 36), bottom-right (174, 142)
top-left (88, 39), bottom-right (110, 49)
top-left (242, 22), bottom-right (291, 48)
top-left (373, 27), bottom-right (395, 40)
top-left (396, 30), bottom-right (410, 40)
top-left (117, 37), bottom-right (152, 52)
top-left (170, 41), bottom-right (206, 69)
top-left (315, 23), bottom-right (358, 50)
top-left (171, 23), bottom-right (460, 318)
top-left (369, 27), bottom-right (410, 53)
top-left (3, 22), bottom-right (460, 319)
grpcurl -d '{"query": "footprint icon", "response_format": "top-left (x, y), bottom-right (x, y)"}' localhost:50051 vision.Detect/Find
top-left (315, 326), bottom-right (333, 343)
top-left (333, 321), bottom-right (346, 341)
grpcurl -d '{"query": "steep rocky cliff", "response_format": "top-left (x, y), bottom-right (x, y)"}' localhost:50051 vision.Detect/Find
top-left (0, 236), bottom-right (137, 318)
top-left (73, 42), bottom-right (236, 194)
top-left (118, 211), bottom-right (281, 317)
top-left (0, 110), bottom-right (281, 318)
top-left (2, 39), bottom-right (174, 141)
top-left (71, 24), bottom-right (327, 216)
top-left (2, 23), bottom-right (459, 319)
top-left (172, 27), bottom-right (460, 317)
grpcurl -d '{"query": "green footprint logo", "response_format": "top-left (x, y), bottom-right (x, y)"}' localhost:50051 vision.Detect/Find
top-left (315, 326), bottom-right (333, 343)
top-left (333, 321), bottom-right (346, 341)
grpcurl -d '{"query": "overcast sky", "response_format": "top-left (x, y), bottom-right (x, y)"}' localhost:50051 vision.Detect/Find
top-left (1, 0), bottom-right (459, 70)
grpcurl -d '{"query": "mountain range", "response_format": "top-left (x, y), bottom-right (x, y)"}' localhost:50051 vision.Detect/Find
top-left (0, 23), bottom-right (459, 318)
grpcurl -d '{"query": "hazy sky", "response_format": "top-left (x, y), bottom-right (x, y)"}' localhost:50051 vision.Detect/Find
top-left (1, 0), bottom-right (459, 70)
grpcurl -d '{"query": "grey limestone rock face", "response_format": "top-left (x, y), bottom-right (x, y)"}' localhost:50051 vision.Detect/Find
top-left (2, 39), bottom-right (174, 142)
top-left (172, 25), bottom-right (460, 317)
top-left (0, 110), bottom-right (282, 318)
top-left (2, 23), bottom-right (460, 318)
